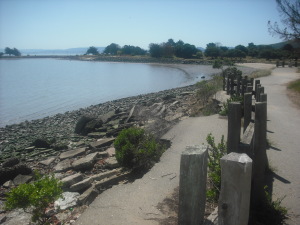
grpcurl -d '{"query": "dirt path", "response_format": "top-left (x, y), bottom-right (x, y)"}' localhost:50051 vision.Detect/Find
top-left (256, 67), bottom-right (300, 225)
top-left (75, 114), bottom-right (228, 225)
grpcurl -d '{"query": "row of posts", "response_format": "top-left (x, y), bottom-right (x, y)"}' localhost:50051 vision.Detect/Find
top-left (178, 78), bottom-right (267, 224)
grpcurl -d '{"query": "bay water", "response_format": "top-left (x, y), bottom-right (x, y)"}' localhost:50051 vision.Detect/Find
top-left (0, 58), bottom-right (217, 127)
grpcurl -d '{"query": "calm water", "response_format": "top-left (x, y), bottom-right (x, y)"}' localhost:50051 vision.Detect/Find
top-left (0, 59), bottom-right (210, 127)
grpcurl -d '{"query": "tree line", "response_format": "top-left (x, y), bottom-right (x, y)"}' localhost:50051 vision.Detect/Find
top-left (0, 47), bottom-right (21, 57)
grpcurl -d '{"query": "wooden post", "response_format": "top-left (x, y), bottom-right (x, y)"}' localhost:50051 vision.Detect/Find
top-left (230, 76), bottom-right (235, 96)
top-left (226, 76), bottom-right (230, 95)
top-left (227, 102), bottom-right (241, 153)
top-left (260, 93), bottom-right (267, 102)
top-left (244, 93), bottom-right (252, 132)
top-left (219, 153), bottom-right (252, 225)
top-left (252, 102), bottom-right (267, 207)
top-left (256, 84), bottom-right (261, 101)
top-left (223, 72), bottom-right (226, 91)
top-left (254, 80), bottom-right (260, 100)
top-left (178, 145), bottom-right (208, 225)
top-left (258, 87), bottom-right (264, 102)
top-left (246, 85), bottom-right (253, 93)
top-left (237, 75), bottom-right (241, 96)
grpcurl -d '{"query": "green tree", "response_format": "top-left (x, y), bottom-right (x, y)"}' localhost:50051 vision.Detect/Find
top-left (5, 174), bottom-right (62, 224)
top-left (205, 43), bottom-right (221, 58)
top-left (149, 43), bottom-right (163, 58)
top-left (5, 47), bottom-right (21, 56)
top-left (86, 46), bottom-right (99, 55)
top-left (268, 0), bottom-right (300, 41)
top-left (235, 44), bottom-right (248, 55)
top-left (104, 43), bottom-right (121, 55)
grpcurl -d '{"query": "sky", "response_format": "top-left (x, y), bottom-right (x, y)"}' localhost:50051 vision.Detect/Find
top-left (0, 0), bottom-right (284, 50)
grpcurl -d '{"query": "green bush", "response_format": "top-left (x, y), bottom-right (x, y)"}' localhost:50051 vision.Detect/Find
top-left (206, 133), bottom-right (227, 202)
top-left (5, 173), bottom-right (63, 224)
top-left (114, 127), bottom-right (164, 169)
top-left (219, 94), bottom-right (244, 116)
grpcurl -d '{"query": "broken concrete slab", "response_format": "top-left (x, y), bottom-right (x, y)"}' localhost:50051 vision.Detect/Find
top-left (39, 157), bottom-right (56, 166)
top-left (59, 148), bottom-right (86, 160)
top-left (72, 152), bottom-right (99, 171)
top-left (61, 173), bottom-right (83, 189)
top-left (105, 157), bottom-right (119, 169)
top-left (105, 147), bottom-right (115, 157)
top-left (91, 168), bottom-right (122, 181)
top-left (54, 192), bottom-right (80, 210)
top-left (78, 185), bottom-right (99, 206)
top-left (54, 159), bottom-right (73, 173)
top-left (69, 178), bottom-right (92, 192)
top-left (13, 174), bottom-right (33, 186)
top-left (88, 138), bottom-right (115, 150)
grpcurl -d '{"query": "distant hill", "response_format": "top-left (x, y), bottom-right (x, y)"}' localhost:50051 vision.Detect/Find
top-left (0, 47), bottom-right (105, 56)
top-left (268, 40), bottom-right (300, 49)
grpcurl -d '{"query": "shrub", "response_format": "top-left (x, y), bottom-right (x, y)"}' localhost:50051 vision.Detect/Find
top-left (219, 94), bottom-right (244, 116)
top-left (114, 127), bottom-right (164, 169)
top-left (5, 173), bottom-right (63, 224)
top-left (206, 133), bottom-right (227, 202)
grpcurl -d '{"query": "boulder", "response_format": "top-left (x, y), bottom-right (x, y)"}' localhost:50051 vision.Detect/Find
top-left (105, 157), bottom-right (119, 169)
top-left (105, 147), bottom-right (116, 157)
top-left (54, 192), bottom-right (80, 210)
top-left (72, 152), bottom-right (99, 171)
top-left (0, 164), bottom-right (32, 185)
top-left (2, 158), bottom-right (19, 168)
top-left (74, 116), bottom-right (94, 135)
top-left (99, 111), bottom-right (116, 123)
top-left (59, 148), bottom-right (86, 160)
top-left (31, 138), bottom-right (50, 148)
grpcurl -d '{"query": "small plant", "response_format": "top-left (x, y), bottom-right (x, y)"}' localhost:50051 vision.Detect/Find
top-left (4, 173), bottom-right (63, 225)
top-left (206, 133), bottom-right (227, 202)
top-left (114, 127), bottom-right (164, 169)
top-left (219, 94), bottom-right (243, 116)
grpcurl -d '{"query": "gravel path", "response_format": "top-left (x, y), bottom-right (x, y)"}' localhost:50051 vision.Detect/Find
top-left (75, 114), bottom-right (228, 225)
top-left (256, 67), bottom-right (300, 225)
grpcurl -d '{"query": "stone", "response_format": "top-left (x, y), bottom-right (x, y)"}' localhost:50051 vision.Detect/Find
top-left (78, 184), bottom-right (99, 206)
top-left (61, 173), bottom-right (83, 189)
top-left (13, 174), bottom-right (33, 185)
top-left (54, 192), bottom-right (80, 210)
top-left (87, 132), bottom-right (106, 139)
top-left (89, 138), bottom-right (115, 150)
top-left (69, 178), bottom-right (92, 192)
top-left (54, 159), bottom-right (73, 173)
top-left (125, 105), bottom-right (136, 123)
top-left (3, 180), bottom-right (14, 188)
top-left (72, 152), bottom-right (99, 171)
top-left (31, 138), bottom-right (50, 148)
top-left (218, 153), bottom-right (252, 225)
top-left (91, 168), bottom-right (122, 181)
top-left (59, 148), bottom-right (86, 160)
top-left (105, 147), bottom-right (116, 157)
top-left (74, 116), bottom-right (94, 135)
top-left (94, 171), bottom-right (130, 191)
top-left (2, 158), bottom-right (19, 168)
top-left (99, 111), bottom-right (115, 123)
top-left (39, 157), bottom-right (56, 166)
top-left (105, 157), bottom-right (119, 169)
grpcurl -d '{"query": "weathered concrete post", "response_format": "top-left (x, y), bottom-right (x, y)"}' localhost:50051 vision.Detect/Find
top-left (260, 93), bottom-right (267, 102)
top-left (218, 153), bottom-right (253, 225)
top-left (254, 80), bottom-right (260, 100)
top-left (246, 85), bottom-right (253, 93)
top-left (178, 145), bottom-right (208, 225)
top-left (256, 84), bottom-right (261, 101)
top-left (237, 75), bottom-right (241, 96)
top-left (244, 93), bottom-right (252, 132)
top-left (230, 76), bottom-right (235, 96)
top-left (258, 87), bottom-right (264, 102)
top-left (226, 76), bottom-right (230, 95)
top-left (227, 102), bottom-right (241, 153)
top-left (252, 102), bottom-right (267, 207)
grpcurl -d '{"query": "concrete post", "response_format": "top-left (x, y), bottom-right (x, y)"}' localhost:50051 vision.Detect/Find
top-left (230, 76), bottom-right (235, 96)
top-left (260, 93), bottom-right (267, 102)
top-left (237, 75), bottom-right (241, 96)
top-left (246, 85), bottom-right (253, 93)
top-left (258, 87), bottom-right (264, 102)
top-left (241, 78), bottom-right (247, 96)
top-left (227, 102), bottom-right (241, 153)
top-left (252, 102), bottom-right (267, 207)
top-left (223, 73), bottom-right (226, 91)
top-left (256, 84), bottom-right (261, 101)
top-left (250, 78), bottom-right (254, 87)
top-left (244, 93), bottom-right (252, 132)
top-left (226, 76), bottom-right (230, 95)
top-left (254, 80), bottom-right (260, 100)
top-left (178, 145), bottom-right (208, 225)
top-left (218, 153), bottom-right (252, 225)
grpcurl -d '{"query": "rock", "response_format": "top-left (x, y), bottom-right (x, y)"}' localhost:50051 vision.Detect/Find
top-left (84, 119), bottom-right (103, 135)
top-left (0, 164), bottom-right (32, 185)
top-left (69, 178), bottom-right (92, 192)
top-left (94, 171), bottom-right (130, 191)
top-left (89, 138), bottom-right (115, 150)
top-left (3, 180), bottom-right (14, 188)
top-left (54, 192), bottom-right (80, 210)
top-left (2, 209), bottom-right (32, 225)
top-left (61, 173), bottom-right (83, 190)
top-left (78, 184), bottom-right (99, 206)
top-left (91, 168), bottom-right (122, 181)
top-left (39, 157), bottom-right (56, 166)
top-left (99, 111), bottom-right (115, 123)
top-left (125, 105), bottom-right (136, 123)
top-left (2, 158), bottom-right (19, 168)
top-left (55, 211), bottom-right (72, 223)
top-left (72, 152), bottom-right (99, 171)
top-left (105, 157), bottom-right (119, 169)
top-left (13, 174), bottom-right (33, 185)
top-left (87, 132), bottom-right (106, 139)
top-left (105, 147), bottom-right (116, 157)
top-left (0, 215), bottom-right (6, 223)
top-left (74, 116), bottom-right (94, 135)
top-left (59, 148), bottom-right (86, 160)
top-left (31, 138), bottom-right (50, 148)
top-left (54, 159), bottom-right (73, 173)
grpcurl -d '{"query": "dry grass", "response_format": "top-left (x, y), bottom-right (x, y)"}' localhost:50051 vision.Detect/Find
top-left (286, 79), bottom-right (300, 109)
top-left (248, 69), bottom-right (272, 79)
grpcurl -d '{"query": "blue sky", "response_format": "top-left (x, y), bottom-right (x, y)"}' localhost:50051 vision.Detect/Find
top-left (0, 0), bottom-right (284, 50)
